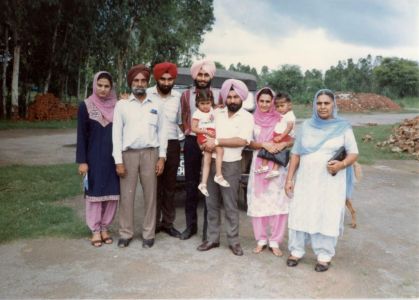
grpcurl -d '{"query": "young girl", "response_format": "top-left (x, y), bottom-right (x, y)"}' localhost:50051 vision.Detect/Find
top-left (255, 93), bottom-right (296, 178)
top-left (191, 89), bottom-right (229, 197)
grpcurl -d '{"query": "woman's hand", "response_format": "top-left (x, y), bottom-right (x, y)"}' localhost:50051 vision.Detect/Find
top-left (262, 142), bottom-right (276, 153)
top-left (285, 181), bottom-right (294, 198)
top-left (272, 142), bottom-right (287, 152)
top-left (78, 163), bottom-right (88, 175)
top-left (116, 163), bottom-right (127, 177)
top-left (327, 160), bottom-right (344, 175)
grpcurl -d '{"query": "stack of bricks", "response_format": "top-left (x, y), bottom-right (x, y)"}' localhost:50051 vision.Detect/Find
top-left (27, 93), bottom-right (78, 121)
top-left (336, 92), bottom-right (401, 112)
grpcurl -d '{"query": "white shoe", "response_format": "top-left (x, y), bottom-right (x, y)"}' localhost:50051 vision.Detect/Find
top-left (254, 165), bottom-right (269, 174)
top-left (265, 170), bottom-right (280, 179)
top-left (198, 183), bottom-right (209, 197)
top-left (214, 175), bottom-right (230, 187)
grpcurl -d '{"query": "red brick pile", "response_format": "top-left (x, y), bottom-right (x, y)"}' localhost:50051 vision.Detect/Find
top-left (376, 116), bottom-right (419, 160)
top-left (336, 92), bottom-right (401, 112)
top-left (27, 93), bottom-right (78, 121)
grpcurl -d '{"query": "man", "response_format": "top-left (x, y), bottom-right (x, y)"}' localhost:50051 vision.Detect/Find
top-left (147, 62), bottom-right (182, 238)
top-left (179, 59), bottom-right (220, 240)
top-left (112, 64), bottom-right (167, 249)
top-left (197, 79), bottom-right (254, 256)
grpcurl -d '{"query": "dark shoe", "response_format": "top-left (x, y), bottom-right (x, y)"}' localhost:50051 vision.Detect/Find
top-left (142, 238), bottom-right (155, 249)
top-left (314, 262), bottom-right (330, 272)
top-left (180, 225), bottom-right (198, 240)
top-left (286, 256), bottom-right (301, 267)
top-left (155, 224), bottom-right (163, 234)
top-left (229, 244), bottom-right (244, 256)
top-left (162, 226), bottom-right (181, 238)
top-left (117, 238), bottom-right (132, 248)
top-left (197, 241), bottom-right (220, 251)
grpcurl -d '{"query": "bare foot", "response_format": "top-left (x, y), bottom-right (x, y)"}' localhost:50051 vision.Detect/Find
top-left (252, 245), bottom-right (267, 254)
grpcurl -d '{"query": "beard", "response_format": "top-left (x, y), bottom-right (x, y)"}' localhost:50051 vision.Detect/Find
top-left (194, 79), bottom-right (211, 89)
top-left (132, 87), bottom-right (146, 97)
top-left (157, 82), bottom-right (174, 95)
top-left (227, 102), bottom-right (242, 113)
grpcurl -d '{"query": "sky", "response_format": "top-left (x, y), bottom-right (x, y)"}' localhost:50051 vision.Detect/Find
top-left (199, 0), bottom-right (419, 73)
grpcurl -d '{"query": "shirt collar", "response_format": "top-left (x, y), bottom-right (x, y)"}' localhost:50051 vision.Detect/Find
top-left (128, 93), bottom-right (152, 103)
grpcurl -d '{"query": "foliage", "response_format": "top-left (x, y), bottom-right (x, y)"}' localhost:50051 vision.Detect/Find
top-left (392, 97), bottom-right (419, 110)
top-left (0, 119), bottom-right (77, 130)
top-left (0, 164), bottom-right (87, 243)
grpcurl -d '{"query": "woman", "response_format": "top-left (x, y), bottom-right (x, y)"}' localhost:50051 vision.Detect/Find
top-left (76, 71), bottom-right (120, 247)
top-left (285, 89), bottom-right (359, 272)
top-left (247, 88), bottom-right (293, 257)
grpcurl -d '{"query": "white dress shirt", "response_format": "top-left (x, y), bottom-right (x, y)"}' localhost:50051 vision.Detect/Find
top-left (112, 94), bottom-right (168, 164)
top-left (147, 86), bottom-right (181, 140)
top-left (214, 107), bottom-right (254, 162)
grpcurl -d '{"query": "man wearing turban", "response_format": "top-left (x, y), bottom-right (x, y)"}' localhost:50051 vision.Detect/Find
top-left (196, 79), bottom-right (254, 256)
top-left (112, 64), bottom-right (168, 249)
top-left (147, 62), bottom-right (182, 238)
top-left (179, 59), bottom-right (220, 241)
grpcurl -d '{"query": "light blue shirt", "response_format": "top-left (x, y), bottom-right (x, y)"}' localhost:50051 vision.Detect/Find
top-left (112, 94), bottom-right (168, 164)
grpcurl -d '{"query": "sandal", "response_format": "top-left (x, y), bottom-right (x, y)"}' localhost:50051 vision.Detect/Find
top-left (198, 183), bottom-right (209, 197)
top-left (91, 232), bottom-right (102, 247)
top-left (214, 175), bottom-right (230, 187)
top-left (286, 255), bottom-right (301, 267)
top-left (315, 261), bottom-right (331, 272)
top-left (252, 244), bottom-right (267, 254)
top-left (101, 231), bottom-right (113, 244)
top-left (270, 247), bottom-right (283, 257)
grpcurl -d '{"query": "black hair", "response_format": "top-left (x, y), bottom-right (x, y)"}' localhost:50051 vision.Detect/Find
top-left (275, 92), bottom-right (291, 103)
top-left (195, 89), bottom-right (214, 108)
top-left (257, 88), bottom-right (274, 101)
top-left (97, 72), bottom-right (113, 88)
top-left (316, 90), bottom-right (334, 100)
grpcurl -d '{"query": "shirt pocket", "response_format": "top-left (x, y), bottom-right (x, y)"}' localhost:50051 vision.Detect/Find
top-left (148, 113), bottom-right (158, 127)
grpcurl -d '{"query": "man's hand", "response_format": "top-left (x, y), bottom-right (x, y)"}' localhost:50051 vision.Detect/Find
top-left (156, 158), bottom-right (165, 176)
top-left (78, 163), bottom-right (88, 175)
top-left (202, 138), bottom-right (216, 152)
top-left (116, 163), bottom-right (127, 177)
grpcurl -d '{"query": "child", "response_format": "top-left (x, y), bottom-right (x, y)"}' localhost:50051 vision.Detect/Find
top-left (191, 89), bottom-right (229, 197)
top-left (255, 93), bottom-right (296, 179)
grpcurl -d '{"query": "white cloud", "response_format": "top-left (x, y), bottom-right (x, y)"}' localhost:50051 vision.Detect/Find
top-left (198, 0), bottom-right (419, 73)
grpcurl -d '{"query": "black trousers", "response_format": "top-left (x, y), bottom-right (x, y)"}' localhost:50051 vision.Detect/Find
top-left (156, 139), bottom-right (180, 228)
top-left (183, 135), bottom-right (207, 231)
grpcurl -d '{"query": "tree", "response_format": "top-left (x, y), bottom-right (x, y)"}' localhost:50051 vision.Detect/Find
top-left (264, 65), bottom-right (304, 99)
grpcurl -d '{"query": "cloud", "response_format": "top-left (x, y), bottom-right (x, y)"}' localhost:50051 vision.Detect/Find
top-left (199, 0), bottom-right (419, 72)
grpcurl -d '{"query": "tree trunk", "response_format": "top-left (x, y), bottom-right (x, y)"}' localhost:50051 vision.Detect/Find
top-left (43, 5), bottom-right (61, 94)
top-left (117, 52), bottom-right (124, 93)
top-left (11, 44), bottom-right (20, 115)
top-left (1, 26), bottom-right (9, 118)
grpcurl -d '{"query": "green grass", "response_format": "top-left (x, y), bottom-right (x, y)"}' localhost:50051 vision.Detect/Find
top-left (0, 164), bottom-right (87, 243)
top-left (353, 124), bottom-right (414, 164)
top-left (0, 119), bottom-right (77, 130)
top-left (393, 97), bottom-right (419, 111)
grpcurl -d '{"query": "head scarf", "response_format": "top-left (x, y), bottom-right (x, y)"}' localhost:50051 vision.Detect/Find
top-left (127, 64), bottom-right (150, 86)
top-left (190, 59), bottom-right (216, 79)
top-left (291, 89), bottom-right (354, 199)
top-left (252, 87), bottom-right (281, 195)
top-left (87, 71), bottom-right (117, 123)
top-left (153, 62), bottom-right (178, 81)
top-left (220, 79), bottom-right (249, 103)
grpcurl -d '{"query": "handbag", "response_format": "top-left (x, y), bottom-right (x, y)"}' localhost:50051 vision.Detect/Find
top-left (328, 146), bottom-right (347, 176)
top-left (257, 148), bottom-right (290, 167)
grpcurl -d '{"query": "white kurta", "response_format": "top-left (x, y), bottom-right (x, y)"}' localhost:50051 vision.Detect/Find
top-left (247, 124), bottom-right (290, 217)
top-left (288, 129), bottom-right (358, 237)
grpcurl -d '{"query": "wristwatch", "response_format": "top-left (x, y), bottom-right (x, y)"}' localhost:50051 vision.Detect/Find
top-left (214, 139), bottom-right (219, 146)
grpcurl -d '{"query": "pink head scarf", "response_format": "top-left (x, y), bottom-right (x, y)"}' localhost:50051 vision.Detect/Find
top-left (220, 79), bottom-right (249, 103)
top-left (190, 59), bottom-right (216, 79)
top-left (253, 87), bottom-right (282, 195)
top-left (87, 71), bottom-right (117, 123)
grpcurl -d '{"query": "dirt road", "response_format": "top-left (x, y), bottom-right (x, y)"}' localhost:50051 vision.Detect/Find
top-left (0, 113), bottom-right (418, 298)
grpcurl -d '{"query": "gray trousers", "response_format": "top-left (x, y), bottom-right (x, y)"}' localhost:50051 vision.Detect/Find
top-left (119, 148), bottom-right (158, 240)
top-left (206, 159), bottom-right (241, 245)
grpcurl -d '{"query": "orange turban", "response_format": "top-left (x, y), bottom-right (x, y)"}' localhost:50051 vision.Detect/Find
top-left (127, 64), bottom-right (150, 86)
top-left (153, 62), bottom-right (178, 81)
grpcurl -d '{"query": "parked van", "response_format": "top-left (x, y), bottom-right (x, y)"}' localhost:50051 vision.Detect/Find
top-left (174, 68), bottom-right (257, 210)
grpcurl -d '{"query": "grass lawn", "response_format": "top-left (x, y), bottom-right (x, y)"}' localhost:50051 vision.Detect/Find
top-left (0, 119), bottom-right (77, 130)
top-left (353, 124), bottom-right (414, 165)
top-left (393, 97), bottom-right (419, 111)
top-left (0, 164), bottom-right (87, 243)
